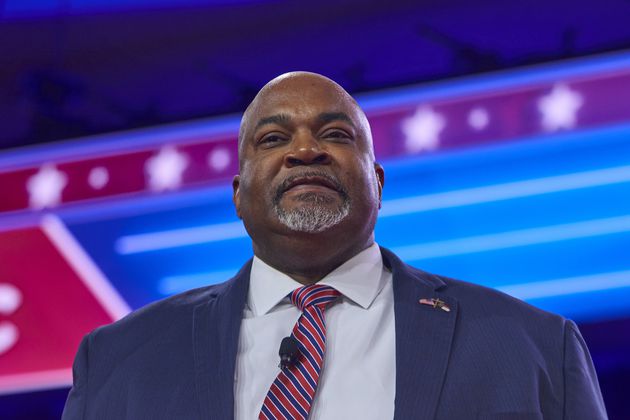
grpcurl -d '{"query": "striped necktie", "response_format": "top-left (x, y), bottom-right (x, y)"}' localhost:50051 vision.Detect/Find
top-left (259, 284), bottom-right (341, 420)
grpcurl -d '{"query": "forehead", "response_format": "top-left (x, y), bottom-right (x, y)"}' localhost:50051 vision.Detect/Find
top-left (248, 77), bottom-right (362, 125)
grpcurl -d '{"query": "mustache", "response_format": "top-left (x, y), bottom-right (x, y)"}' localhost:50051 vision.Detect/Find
top-left (274, 170), bottom-right (349, 200)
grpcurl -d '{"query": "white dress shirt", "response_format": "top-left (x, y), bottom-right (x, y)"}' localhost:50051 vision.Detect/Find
top-left (234, 243), bottom-right (396, 420)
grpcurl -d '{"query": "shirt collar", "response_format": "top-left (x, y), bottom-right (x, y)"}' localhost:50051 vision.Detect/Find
top-left (248, 243), bottom-right (387, 316)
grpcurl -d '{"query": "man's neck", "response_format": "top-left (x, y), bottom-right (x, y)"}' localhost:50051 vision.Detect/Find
top-left (252, 235), bottom-right (375, 285)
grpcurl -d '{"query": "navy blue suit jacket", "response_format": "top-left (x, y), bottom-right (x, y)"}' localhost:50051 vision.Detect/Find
top-left (62, 248), bottom-right (607, 419)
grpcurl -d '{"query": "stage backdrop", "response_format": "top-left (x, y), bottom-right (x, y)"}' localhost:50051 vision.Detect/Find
top-left (0, 52), bottom-right (629, 408)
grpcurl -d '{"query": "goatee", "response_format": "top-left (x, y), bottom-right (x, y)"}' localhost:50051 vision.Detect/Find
top-left (273, 172), bottom-right (351, 233)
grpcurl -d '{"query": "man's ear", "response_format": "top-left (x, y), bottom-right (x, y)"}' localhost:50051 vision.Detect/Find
top-left (374, 163), bottom-right (385, 209)
top-left (232, 175), bottom-right (242, 219)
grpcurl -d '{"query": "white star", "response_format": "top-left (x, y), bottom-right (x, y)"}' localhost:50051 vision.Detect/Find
top-left (0, 283), bottom-right (22, 355)
top-left (401, 106), bottom-right (446, 153)
top-left (88, 167), bottom-right (109, 190)
top-left (145, 146), bottom-right (189, 192)
top-left (207, 147), bottom-right (231, 173)
top-left (0, 321), bottom-right (18, 355)
top-left (538, 83), bottom-right (584, 132)
top-left (468, 107), bottom-right (490, 131)
top-left (0, 283), bottom-right (22, 314)
top-left (27, 164), bottom-right (68, 209)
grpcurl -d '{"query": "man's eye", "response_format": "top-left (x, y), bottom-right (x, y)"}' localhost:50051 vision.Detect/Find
top-left (259, 135), bottom-right (286, 145)
top-left (323, 130), bottom-right (351, 140)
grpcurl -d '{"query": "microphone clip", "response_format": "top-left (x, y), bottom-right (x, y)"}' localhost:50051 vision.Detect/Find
top-left (278, 336), bottom-right (300, 370)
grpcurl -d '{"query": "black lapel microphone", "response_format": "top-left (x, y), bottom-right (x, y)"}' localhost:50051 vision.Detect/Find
top-left (278, 336), bottom-right (300, 370)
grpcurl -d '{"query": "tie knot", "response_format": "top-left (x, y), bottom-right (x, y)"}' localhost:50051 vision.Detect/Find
top-left (290, 284), bottom-right (340, 311)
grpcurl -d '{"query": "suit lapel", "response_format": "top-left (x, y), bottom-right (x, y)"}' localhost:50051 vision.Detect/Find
top-left (381, 248), bottom-right (458, 420)
top-left (193, 261), bottom-right (251, 420)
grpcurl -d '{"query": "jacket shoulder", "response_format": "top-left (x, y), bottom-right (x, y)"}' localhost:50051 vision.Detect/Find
top-left (87, 280), bottom-right (229, 354)
top-left (437, 273), bottom-right (565, 324)
top-left (382, 245), bottom-right (567, 327)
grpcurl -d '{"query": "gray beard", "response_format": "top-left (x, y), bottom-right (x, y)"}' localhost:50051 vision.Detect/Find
top-left (274, 192), bottom-right (351, 233)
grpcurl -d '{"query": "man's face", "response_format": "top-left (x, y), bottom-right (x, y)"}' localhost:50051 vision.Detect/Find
top-left (233, 74), bottom-right (384, 247)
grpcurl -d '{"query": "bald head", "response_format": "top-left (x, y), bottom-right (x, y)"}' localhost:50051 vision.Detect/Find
top-left (238, 71), bottom-right (374, 161)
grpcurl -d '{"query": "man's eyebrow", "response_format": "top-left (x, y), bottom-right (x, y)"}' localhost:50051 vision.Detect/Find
top-left (317, 112), bottom-right (355, 127)
top-left (254, 114), bottom-right (292, 130)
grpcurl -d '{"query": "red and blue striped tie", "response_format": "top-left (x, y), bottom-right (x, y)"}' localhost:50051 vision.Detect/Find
top-left (259, 284), bottom-right (341, 420)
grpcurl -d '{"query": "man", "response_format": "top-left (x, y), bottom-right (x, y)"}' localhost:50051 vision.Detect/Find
top-left (62, 72), bottom-right (607, 419)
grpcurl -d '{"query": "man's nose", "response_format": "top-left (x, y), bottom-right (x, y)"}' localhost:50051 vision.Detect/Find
top-left (284, 132), bottom-right (331, 167)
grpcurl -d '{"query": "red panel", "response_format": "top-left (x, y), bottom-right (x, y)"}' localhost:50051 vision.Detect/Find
top-left (0, 225), bottom-right (116, 393)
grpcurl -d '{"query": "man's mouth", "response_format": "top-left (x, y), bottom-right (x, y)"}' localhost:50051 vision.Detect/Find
top-left (283, 175), bottom-right (339, 194)
top-left (276, 172), bottom-right (346, 200)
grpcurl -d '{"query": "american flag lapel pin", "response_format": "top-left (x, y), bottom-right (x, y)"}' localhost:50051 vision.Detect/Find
top-left (419, 298), bottom-right (451, 312)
